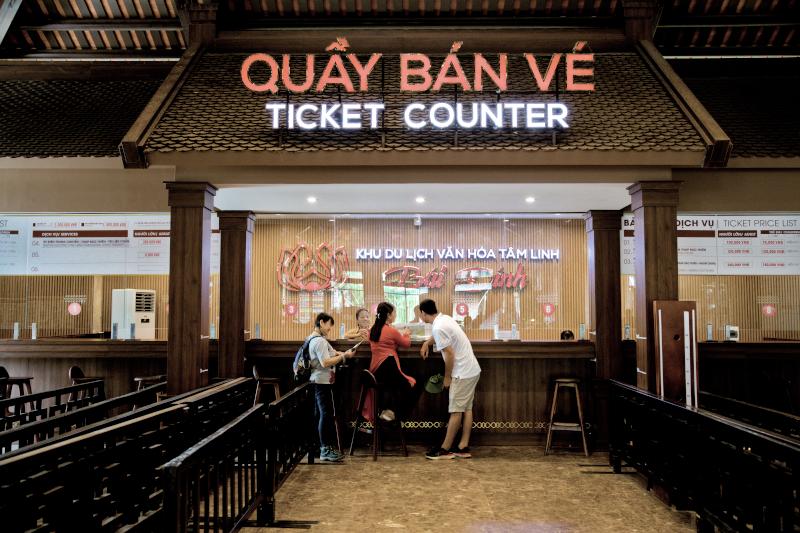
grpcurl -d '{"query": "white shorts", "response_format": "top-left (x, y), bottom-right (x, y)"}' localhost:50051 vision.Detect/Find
top-left (448, 374), bottom-right (480, 413)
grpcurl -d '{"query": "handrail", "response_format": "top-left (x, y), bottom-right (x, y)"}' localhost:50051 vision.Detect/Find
top-left (0, 381), bottom-right (165, 455)
top-left (264, 382), bottom-right (316, 523)
top-left (160, 404), bottom-right (268, 532)
top-left (0, 379), bottom-right (104, 411)
top-left (0, 379), bottom-right (105, 430)
top-left (0, 380), bottom-right (218, 461)
top-left (609, 379), bottom-right (799, 532)
top-left (699, 390), bottom-right (800, 441)
top-left (0, 378), bottom-right (256, 532)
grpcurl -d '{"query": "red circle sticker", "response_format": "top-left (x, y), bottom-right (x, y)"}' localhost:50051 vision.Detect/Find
top-left (285, 303), bottom-right (298, 316)
top-left (456, 303), bottom-right (468, 317)
top-left (762, 304), bottom-right (777, 317)
top-left (542, 303), bottom-right (555, 316)
top-left (67, 302), bottom-right (82, 316)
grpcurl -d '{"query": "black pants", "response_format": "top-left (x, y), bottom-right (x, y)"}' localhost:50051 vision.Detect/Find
top-left (373, 358), bottom-right (424, 420)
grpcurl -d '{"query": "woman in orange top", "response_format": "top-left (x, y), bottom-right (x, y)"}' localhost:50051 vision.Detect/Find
top-left (363, 302), bottom-right (419, 422)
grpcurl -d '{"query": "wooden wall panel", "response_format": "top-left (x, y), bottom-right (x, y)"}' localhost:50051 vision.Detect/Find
top-left (250, 217), bottom-right (588, 341)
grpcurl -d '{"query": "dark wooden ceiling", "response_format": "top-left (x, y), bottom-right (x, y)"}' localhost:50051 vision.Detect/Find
top-left (0, 0), bottom-right (797, 59)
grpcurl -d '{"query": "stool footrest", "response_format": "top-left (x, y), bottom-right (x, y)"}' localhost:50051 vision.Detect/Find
top-left (550, 422), bottom-right (583, 431)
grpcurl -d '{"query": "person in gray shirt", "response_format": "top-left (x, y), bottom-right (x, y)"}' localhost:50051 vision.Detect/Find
top-left (307, 312), bottom-right (355, 462)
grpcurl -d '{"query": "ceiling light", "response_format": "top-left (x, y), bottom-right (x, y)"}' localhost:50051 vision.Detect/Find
top-left (525, 196), bottom-right (535, 204)
top-left (306, 196), bottom-right (317, 204)
top-left (415, 196), bottom-right (426, 204)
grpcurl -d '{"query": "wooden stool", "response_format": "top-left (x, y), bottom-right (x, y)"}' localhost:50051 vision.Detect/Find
top-left (252, 366), bottom-right (281, 406)
top-left (545, 378), bottom-right (589, 457)
top-left (68, 366), bottom-right (102, 401)
top-left (0, 366), bottom-right (34, 414)
top-left (134, 374), bottom-right (167, 391)
top-left (348, 369), bottom-right (407, 461)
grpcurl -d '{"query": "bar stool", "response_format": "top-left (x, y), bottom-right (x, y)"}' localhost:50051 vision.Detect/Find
top-left (348, 369), bottom-right (407, 461)
top-left (0, 366), bottom-right (34, 414)
top-left (134, 374), bottom-right (167, 391)
top-left (252, 366), bottom-right (281, 405)
top-left (68, 366), bottom-right (102, 402)
top-left (545, 378), bottom-right (589, 457)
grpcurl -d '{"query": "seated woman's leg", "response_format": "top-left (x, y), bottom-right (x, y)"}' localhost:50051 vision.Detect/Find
top-left (375, 358), bottom-right (420, 419)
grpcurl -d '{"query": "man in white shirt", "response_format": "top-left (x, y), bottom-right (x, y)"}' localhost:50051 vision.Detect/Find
top-left (419, 299), bottom-right (481, 459)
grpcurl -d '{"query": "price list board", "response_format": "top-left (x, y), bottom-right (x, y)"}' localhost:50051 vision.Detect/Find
top-left (621, 214), bottom-right (800, 276)
top-left (676, 215), bottom-right (718, 275)
top-left (0, 214), bottom-right (221, 276)
top-left (716, 215), bottom-right (800, 275)
top-left (0, 216), bottom-right (29, 275)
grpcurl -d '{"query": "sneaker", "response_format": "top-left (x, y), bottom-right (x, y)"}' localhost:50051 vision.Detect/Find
top-left (449, 446), bottom-right (472, 459)
top-left (425, 447), bottom-right (455, 460)
top-left (379, 409), bottom-right (396, 422)
top-left (320, 446), bottom-right (344, 462)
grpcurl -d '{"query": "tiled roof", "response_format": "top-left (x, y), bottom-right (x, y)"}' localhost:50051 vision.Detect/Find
top-left (679, 75), bottom-right (800, 159)
top-left (145, 52), bottom-right (706, 155)
top-left (0, 80), bottom-right (160, 158)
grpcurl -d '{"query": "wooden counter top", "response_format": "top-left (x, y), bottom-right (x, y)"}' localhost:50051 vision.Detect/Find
top-left (0, 339), bottom-right (592, 360)
top-left (245, 339), bottom-right (596, 360)
top-left (0, 339), bottom-right (215, 359)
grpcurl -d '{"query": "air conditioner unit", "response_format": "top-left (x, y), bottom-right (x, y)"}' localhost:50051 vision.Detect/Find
top-left (111, 289), bottom-right (156, 340)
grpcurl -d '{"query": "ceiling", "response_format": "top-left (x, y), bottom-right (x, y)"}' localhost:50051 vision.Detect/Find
top-left (0, 0), bottom-right (797, 60)
top-left (214, 182), bottom-right (633, 213)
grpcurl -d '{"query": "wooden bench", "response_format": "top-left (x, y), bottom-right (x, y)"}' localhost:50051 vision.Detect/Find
top-left (0, 378), bottom-right (257, 532)
top-left (0, 380), bottom-right (105, 431)
top-left (0, 381), bottom-right (165, 455)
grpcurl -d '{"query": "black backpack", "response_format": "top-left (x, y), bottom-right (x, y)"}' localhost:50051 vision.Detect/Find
top-left (293, 334), bottom-right (321, 382)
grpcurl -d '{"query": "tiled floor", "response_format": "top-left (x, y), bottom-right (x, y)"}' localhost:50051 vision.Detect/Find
top-left (245, 446), bottom-right (694, 532)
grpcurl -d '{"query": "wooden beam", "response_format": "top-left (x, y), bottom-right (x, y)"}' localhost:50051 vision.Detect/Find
top-left (119, 43), bottom-right (203, 168)
top-left (0, 0), bottom-right (23, 47)
top-left (19, 20), bottom-right (183, 31)
top-left (637, 40), bottom-right (732, 167)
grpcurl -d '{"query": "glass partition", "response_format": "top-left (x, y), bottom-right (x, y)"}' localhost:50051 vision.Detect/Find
top-left (251, 214), bottom-right (587, 341)
top-left (0, 213), bottom-right (174, 340)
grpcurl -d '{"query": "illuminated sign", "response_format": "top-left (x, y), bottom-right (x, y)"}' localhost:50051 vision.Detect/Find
top-left (242, 39), bottom-right (594, 131)
top-left (356, 247), bottom-right (560, 261)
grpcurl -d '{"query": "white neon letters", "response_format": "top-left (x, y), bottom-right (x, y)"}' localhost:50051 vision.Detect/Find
top-left (266, 101), bottom-right (569, 130)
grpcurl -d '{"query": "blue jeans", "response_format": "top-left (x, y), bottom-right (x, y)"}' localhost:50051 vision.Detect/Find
top-left (314, 384), bottom-right (336, 449)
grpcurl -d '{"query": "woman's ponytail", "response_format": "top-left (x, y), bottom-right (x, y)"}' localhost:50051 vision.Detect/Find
top-left (369, 302), bottom-right (394, 342)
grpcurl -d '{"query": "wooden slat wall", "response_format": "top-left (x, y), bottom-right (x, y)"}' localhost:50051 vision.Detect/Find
top-left (250, 217), bottom-right (588, 341)
top-left (622, 274), bottom-right (800, 342)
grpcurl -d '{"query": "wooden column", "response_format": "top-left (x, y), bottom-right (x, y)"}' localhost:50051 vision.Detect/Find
top-left (218, 211), bottom-right (255, 379)
top-left (627, 181), bottom-right (680, 392)
top-left (585, 210), bottom-right (622, 380)
top-left (166, 182), bottom-right (217, 395)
